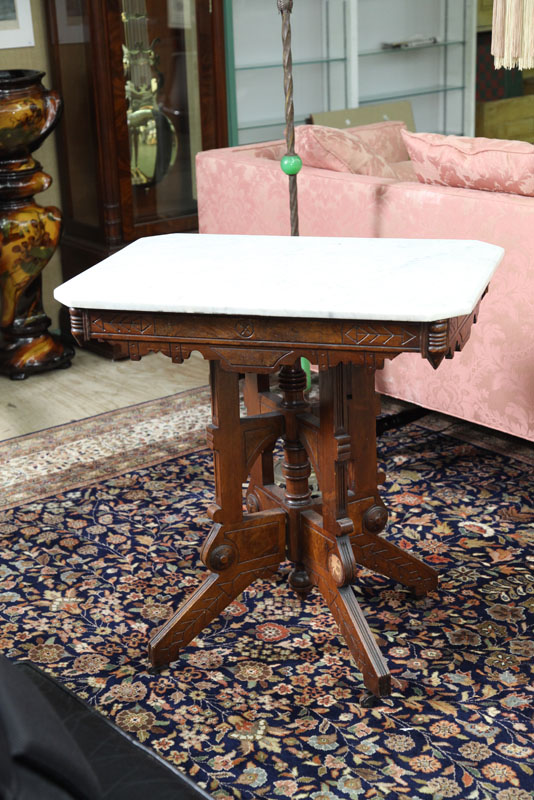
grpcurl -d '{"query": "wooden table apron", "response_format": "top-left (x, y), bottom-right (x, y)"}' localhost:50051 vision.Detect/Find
top-left (70, 305), bottom-right (481, 697)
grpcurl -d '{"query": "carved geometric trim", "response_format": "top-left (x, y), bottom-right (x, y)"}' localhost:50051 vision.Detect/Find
top-left (84, 311), bottom-right (423, 353)
top-left (92, 315), bottom-right (154, 336)
top-left (317, 351), bottom-right (386, 371)
top-left (343, 324), bottom-right (418, 349)
top-left (423, 308), bottom-right (479, 369)
top-left (125, 341), bottom-right (185, 363)
top-left (68, 308), bottom-right (85, 346)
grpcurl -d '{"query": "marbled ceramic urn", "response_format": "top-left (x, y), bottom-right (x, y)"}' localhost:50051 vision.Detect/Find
top-left (0, 69), bottom-right (73, 379)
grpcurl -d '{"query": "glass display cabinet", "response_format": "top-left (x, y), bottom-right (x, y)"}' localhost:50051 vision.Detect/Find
top-left (224, 0), bottom-right (476, 145)
top-left (358, 0), bottom-right (477, 136)
top-left (224, 0), bottom-right (357, 145)
top-left (46, 0), bottom-right (227, 284)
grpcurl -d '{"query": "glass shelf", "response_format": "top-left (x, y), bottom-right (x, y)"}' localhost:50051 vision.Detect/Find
top-left (238, 116), bottom-right (307, 132)
top-left (359, 84), bottom-right (465, 105)
top-left (235, 56), bottom-right (346, 72)
top-left (359, 39), bottom-right (464, 57)
top-left (226, 0), bottom-right (350, 145)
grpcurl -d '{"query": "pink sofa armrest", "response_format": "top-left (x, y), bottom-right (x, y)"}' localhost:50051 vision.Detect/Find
top-left (375, 180), bottom-right (534, 441)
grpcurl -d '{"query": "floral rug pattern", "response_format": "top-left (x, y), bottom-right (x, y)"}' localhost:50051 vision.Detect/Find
top-left (0, 395), bottom-right (533, 800)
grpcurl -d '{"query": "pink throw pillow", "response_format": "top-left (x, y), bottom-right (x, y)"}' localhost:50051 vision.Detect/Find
top-left (402, 129), bottom-right (534, 196)
top-left (346, 120), bottom-right (410, 163)
top-left (295, 125), bottom-right (397, 178)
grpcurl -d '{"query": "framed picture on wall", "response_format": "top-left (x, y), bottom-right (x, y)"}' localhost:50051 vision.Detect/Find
top-left (0, 0), bottom-right (34, 49)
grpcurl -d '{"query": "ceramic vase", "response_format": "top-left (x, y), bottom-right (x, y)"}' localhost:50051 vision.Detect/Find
top-left (0, 68), bottom-right (73, 379)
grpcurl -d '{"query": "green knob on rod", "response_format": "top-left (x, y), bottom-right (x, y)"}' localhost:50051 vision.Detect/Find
top-left (280, 153), bottom-right (302, 175)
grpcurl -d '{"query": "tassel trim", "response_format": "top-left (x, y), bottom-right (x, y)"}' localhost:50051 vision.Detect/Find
top-left (492, 0), bottom-right (534, 69)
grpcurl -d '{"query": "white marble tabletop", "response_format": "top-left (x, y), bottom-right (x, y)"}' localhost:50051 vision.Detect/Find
top-left (54, 234), bottom-right (503, 323)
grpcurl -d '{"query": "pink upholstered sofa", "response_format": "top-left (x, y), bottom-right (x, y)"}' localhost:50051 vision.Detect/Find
top-left (196, 127), bottom-right (534, 442)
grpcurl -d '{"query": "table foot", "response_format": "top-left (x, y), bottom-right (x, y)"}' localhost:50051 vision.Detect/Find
top-left (360, 689), bottom-right (382, 708)
top-left (288, 563), bottom-right (313, 597)
top-left (348, 501), bottom-right (438, 598)
top-left (149, 509), bottom-right (286, 668)
top-left (328, 582), bottom-right (390, 697)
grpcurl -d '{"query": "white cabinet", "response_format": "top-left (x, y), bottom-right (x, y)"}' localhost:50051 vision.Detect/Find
top-left (224, 0), bottom-right (476, 145)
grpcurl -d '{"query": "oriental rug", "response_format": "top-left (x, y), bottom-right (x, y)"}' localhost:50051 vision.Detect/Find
top-left (0, 388), bottom-right (533, 800)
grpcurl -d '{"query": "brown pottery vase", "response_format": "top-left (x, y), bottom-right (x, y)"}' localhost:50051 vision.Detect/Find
top-left (0, 69), bottom-right (73, 379)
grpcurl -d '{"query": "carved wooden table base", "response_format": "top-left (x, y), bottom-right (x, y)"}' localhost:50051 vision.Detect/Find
top-left (149, 360), bottom-right (438, 697)
top-left (69, 305), bottom-right (481, 698)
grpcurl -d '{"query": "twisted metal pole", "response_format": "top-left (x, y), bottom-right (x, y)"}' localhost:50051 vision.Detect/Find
top-left (278, 0), bottom-right (302, 236)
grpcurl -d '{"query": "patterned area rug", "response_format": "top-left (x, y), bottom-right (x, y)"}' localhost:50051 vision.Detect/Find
top-left (0, 387), bottom-right (212, 510)
top-left (1, 388), bottom-right (533, 800)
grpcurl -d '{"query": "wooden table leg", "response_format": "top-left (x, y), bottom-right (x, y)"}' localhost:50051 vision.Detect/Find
top-left (149, 508), bottom-right (286, 666)
top-left (149, 360), bottom-right (437, 694)
top-left (149, 361), bottom-right (286, 667)
top-left (345, 364), bottom-right (438, 598)
top-left (300, 509), bottom-right (391, 697)
top-left (242, 363), bottom-right (392, 695)
top-left (243, 373), bottom-right (278, 512)
top-left (298, 363), bottom-right (391, 696)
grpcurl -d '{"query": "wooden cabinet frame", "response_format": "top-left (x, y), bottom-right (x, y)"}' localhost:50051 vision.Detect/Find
top-left (46, 0), bottom-right (228, 282)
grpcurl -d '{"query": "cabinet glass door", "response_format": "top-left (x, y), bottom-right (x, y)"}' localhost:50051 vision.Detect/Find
top-left (47, 0), bottom-right (227, 268)
top-left (121, 0), bottom-right (202, 226)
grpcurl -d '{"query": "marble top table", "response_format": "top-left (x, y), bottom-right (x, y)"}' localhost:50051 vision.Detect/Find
top-left (55, 233), bottom-right (503, 699)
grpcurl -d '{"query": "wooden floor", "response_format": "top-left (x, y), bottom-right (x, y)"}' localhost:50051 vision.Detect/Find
top-left (0, 347), bottom-right (210, 441)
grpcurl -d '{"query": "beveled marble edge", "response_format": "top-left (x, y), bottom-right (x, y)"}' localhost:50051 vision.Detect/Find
top-left (54, 234), bottom-right (504, 322)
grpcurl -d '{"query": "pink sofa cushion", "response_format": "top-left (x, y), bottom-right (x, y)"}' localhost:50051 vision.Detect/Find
top-left (402, 129), bottom-right (534, 196)
top-left (390, 160), bottom-right (417, 181)
top-left (349, 120), bottom-right (410, 162)
top-left (295, 124), bottom-right (399, 178)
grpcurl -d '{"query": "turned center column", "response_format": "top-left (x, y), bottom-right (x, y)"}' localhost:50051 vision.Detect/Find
top-left (278, 361), bottom-right (313, 593)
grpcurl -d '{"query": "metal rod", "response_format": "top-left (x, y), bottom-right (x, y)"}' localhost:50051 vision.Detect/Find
top-left (278, 0), bottom-right (300, 236)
